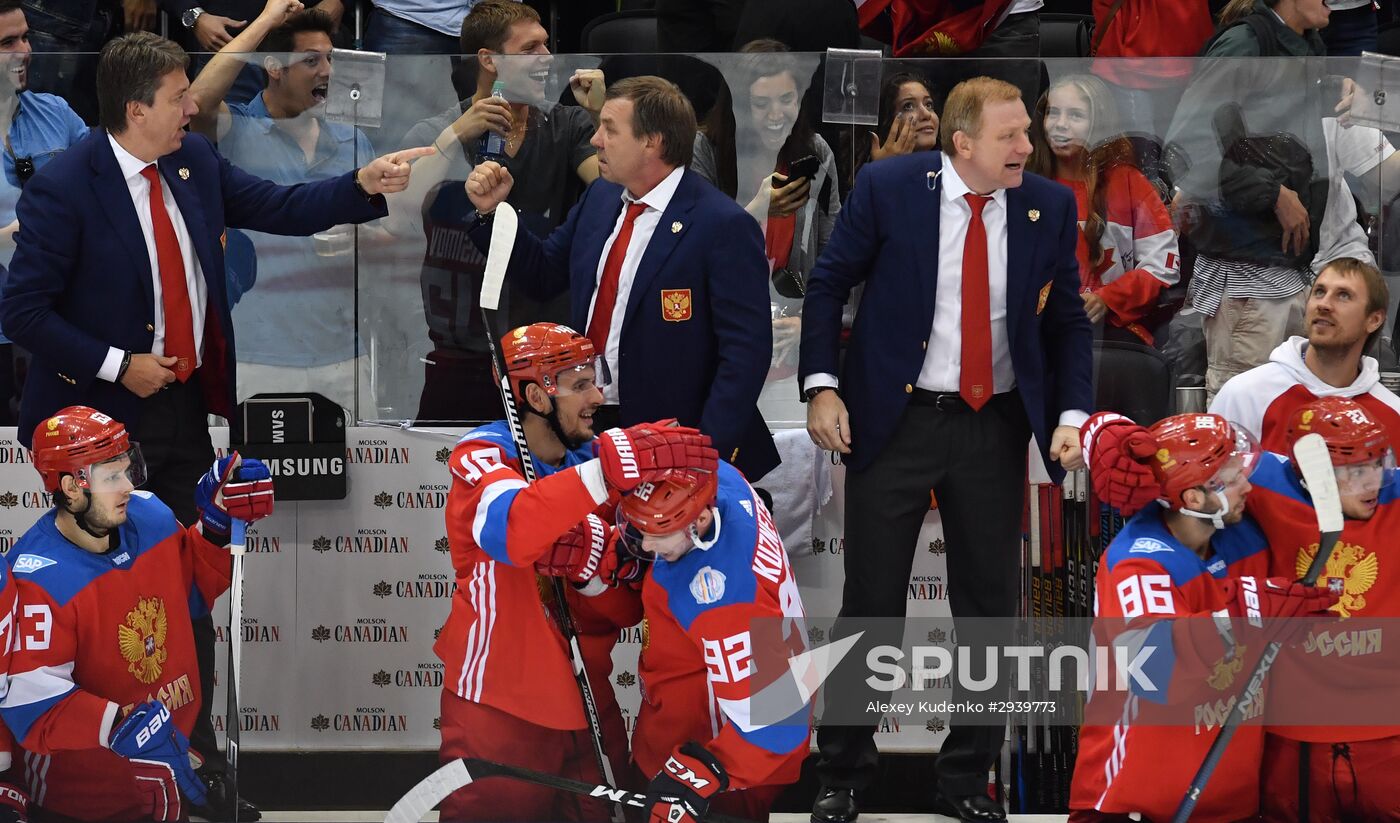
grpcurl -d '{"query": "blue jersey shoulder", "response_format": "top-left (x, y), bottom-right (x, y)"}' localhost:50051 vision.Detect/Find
top-left (9, 492), bottom-right (179, 606)
top-left (651, 463), bottom-right (763, 630)
top-left (1105, 507), bottom-right (1215, 586)
top-left (459, 421), bottom-right (594, 476)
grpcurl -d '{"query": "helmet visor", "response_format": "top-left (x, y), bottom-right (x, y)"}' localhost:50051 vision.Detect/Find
top-left (543, 356), bottom-right (611, 397)
top-left (1334, 449), bottom-right (1397, 498)
top-left (79, 444), bottom-right (146, 493)
top-left (1205, 425), bottom-right (1262, 494)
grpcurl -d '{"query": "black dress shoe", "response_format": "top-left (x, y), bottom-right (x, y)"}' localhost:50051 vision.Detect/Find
top-left (933, 792), bottom-right (1006, 822)
top-left (811, 786), bottom-right (859, 823)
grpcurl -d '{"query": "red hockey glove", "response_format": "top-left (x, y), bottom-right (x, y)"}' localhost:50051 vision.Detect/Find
top-left (195, 452), bottom-right (275, 541)
top-left (0, 780), bottom-right (27, 823)
top-left (536, 514), bottom-right (611, 586)
top-left (596, 420), bottom-right (718, 493)
top-left (644, 741), bottom-right (729, 823)
top-left (1082, 412), bottom-right (1161, 515)
top-left (1222, 576), bottom-right (1339, 645)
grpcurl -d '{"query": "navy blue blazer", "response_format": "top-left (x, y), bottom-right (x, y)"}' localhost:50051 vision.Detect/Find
top-left (798, 152), bottom-right (1093, 480)
top-left (470, 169), bottom-right (779, 481)
top-left (0, 130), bottom-right (386, 446)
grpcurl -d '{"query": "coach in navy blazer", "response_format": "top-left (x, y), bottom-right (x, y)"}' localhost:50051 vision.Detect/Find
top-left (466, 77), bottom-right (777, 481)
top-left (799, 79), bottom-right (1092, 823)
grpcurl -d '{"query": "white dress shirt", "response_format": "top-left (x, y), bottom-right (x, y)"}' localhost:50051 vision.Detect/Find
top-left (919, 159), bottom-right (1015, 394)
top-left (587, 165), bottom-right (685, 404)
top-left (98, 133), bottom-right (207, 383)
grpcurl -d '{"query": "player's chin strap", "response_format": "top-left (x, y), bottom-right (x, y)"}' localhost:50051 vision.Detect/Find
top-left (70, 489), bottom-right (115, 542)
top-left (1164, 489), bottom-right (1232, 530)
top-left (539, 395), bottom-right (589, 452)
top-left (688, 506), bottom-right (721, 551)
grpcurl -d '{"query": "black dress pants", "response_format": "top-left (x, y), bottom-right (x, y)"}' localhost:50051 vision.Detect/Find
top-left (815, 389), bottom-right (1031, 799)
top-left (130, 377), bottom-right (221, 771)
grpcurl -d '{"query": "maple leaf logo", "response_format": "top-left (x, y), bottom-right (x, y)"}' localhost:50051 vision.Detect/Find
top-left (433, 717), bottom-right (441, 730)
top-left (434, 627), bottom-right (442, 640)
top-left (373, 492), bottom-right (393, 509)
top-left (373, 581), bottom-right (392, 598)
top-left (311, 625), bottom-right (330, 642)
top-left (928, 628), bottom-right (947, 644)
top-left (312, 536), bottom-right (331, 553)
top-left (808, 626), bottom-right (826, 644)
top-left (926, 717), bottom-right (946, 733)
top-left (435, 447), bottom-right (451, 464)
top-left (615, 671), bottom-right (637, 688)
top-left (811, 538), bottom-right (826, 554)
top-left (310, 714), bottom-right (330, 731)
top-left (372, 670), bottom-right (391, 687)
top-left (927, 538), bottom-right (945, 555)
top-left (435, 537), bottom-right (450, 553)
top-left (0, 492), bottom-right (17, 509)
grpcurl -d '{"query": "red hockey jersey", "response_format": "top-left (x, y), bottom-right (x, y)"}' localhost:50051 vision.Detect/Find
top-left (627, 463), bottom-right (810, 789)
top-left (1061, 165), bottom-right (1179, 344)
top-left (1071, 506), bottom-right (1269, 823)
top-left (1243, 453), bottom-right (1400, 742)
top-left (1210, 337), bottom-right (1400, 454)
top-left (0, 492), bottom-right (230, 822)
top-left (434, 420), bottom-right (615, 731)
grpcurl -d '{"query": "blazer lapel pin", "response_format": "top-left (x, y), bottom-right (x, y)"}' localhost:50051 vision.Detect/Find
top-left (1028, 209), bottom-right (1040, 222)
top-left (178, 168), bottom-right (191, 180)
top-left (671, 221), bottom-right (683, 234)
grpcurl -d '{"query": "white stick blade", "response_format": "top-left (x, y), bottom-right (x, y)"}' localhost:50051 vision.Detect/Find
top-left (385, 759), bottom-right (474, 823)
top-left (1292, 433), bottom-right (1344, 534)
top-left (480, 205), bottom-right (518, 312)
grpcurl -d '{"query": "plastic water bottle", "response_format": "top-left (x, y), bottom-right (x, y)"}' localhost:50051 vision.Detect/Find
top-left (478, 80), bottom-right (508, 163)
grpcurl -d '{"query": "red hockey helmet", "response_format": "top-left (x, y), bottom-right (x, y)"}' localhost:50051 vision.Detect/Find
top-left (1147, 413), bottom-right (1259, 503)
top-left (1285, 397), bottom-right (1394, 497)
top-left (31, 406), bottom-right (146, 493)
top-left (1285, 397), bottom-right (1391, 466)
top-left (619, 469), bottom-right (719, 536)
top-left (498, 323), bottom-right (608, 399)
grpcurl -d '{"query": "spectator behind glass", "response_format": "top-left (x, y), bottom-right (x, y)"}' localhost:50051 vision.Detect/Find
top-left (1027, 74), bottom-right (1180, 346)
top-left (844, 70), bottom-right (940, 192)
top-left (1164, 0), bottom-right (1343, 402)
top-left (389, 0), bottom-right (603, 424)
top-left (1089, 0), bottom-right (1213, 147)
top-left (690, 40), bottom-right (840, 422)
top-left (19, 0), bottom-right (121, 124)
top-left (189, 4), bottom-right (382, 417)
top-left (0, 0), bottom-right (87, 425)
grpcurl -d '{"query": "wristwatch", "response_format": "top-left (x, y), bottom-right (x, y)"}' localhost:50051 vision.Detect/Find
top-left (803, 385), bottom-right (837, 403)
top-left (181, 7), bottom-right (204, 28)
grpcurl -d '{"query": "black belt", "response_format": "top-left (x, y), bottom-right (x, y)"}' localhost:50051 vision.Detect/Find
top-left (910, 388), bottom-right (1014, 413)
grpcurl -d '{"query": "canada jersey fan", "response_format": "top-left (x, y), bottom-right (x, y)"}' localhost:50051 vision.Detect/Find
top-left (0, 491), bottom-right (230, 822)
top-left (630, 461), bottom-right (810, 790)
top-left (435, 419), bottom-right (613, 731)
top-left (1070, 506), bottom-right (1268, 823)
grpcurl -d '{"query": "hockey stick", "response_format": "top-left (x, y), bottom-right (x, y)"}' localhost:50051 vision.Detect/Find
top-left (475, 205), bottom-right (624, 822)
top-left (225, 517), bottom-right (246, 823)
top-left (1170, 433), bottom-right (1344, 822)
top-left (384, 758), bottom-right (748, 823)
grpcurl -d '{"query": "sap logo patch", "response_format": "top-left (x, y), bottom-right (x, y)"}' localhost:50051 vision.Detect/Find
top-left (12, 554), bottom-right (56, 574)
top-left (689, 567), bottom-right (726, 604)
top-left (1129, 538), bottom-right (1173, 555)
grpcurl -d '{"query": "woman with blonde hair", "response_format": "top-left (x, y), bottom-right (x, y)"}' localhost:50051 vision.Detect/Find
top-left (1029, 74), bottom-right (1180, 346)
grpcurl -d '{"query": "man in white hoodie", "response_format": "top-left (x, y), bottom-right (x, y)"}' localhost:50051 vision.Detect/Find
top-left (1210, 257), bottom-right (1400, 450)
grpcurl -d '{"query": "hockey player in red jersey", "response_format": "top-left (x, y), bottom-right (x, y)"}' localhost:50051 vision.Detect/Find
top-left (434, 322), bottom-right (719, 822)
top-left (540, 464), bottom-right (811, 823)
top-left (1069, 413), bottom-right (1337, 823)
top-left (1229, 396), bottom-right (1400, 821)
top-left (0, 406), bottom-right (273, 823)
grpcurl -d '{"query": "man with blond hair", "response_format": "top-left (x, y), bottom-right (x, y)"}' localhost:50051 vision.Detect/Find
top-left (800, 76), bottom-right (1091, 823)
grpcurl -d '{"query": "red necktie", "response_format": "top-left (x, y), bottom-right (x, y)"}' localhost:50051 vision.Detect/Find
top-left (587, 201), bottom-right (648, 356)
top-left (961, 193), bottom-right (993, 411)
top-left (141, 165), bottom-right (197, 382)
